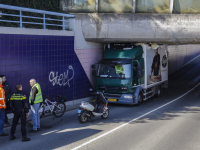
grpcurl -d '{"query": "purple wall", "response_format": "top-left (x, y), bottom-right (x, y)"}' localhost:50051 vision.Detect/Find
top-left (0, 34), bottom-right (92, 103)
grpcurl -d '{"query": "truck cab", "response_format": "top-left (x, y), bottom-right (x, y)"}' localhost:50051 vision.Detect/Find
top-left (92, 43), bottom-right (145, 105)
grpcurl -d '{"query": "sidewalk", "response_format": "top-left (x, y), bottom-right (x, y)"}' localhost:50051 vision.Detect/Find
top-left (3, 96), bottom-right (93, 128)
top-left (3, 104), bottom-right (79, 129)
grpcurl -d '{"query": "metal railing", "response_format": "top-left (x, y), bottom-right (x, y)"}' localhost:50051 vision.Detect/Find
top-left (0, 4), bottom-right (75, 30)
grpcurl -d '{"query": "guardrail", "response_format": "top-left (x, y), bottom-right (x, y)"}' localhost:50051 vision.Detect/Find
top-left (0, 4), bottom-right (75, 30)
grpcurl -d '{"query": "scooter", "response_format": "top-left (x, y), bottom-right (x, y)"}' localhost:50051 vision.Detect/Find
top-left (77, 89), bottom-right (109, 123)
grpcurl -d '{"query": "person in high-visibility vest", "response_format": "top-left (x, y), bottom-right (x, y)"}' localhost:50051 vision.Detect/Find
top-left (29, 79), bottom-right (43, 133)
top-left (0, 77), bottom-right (8, 136)
top-left (0, 75), bottom-right (11, 125)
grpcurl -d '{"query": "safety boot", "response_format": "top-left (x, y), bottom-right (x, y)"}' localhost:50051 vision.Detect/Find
top-left (22, 135), bottom-right (30, 142)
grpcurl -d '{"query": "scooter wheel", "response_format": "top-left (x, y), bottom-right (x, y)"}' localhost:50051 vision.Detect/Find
top-left (78, 111), bottom-right (88, 123)
top-left (101, 109), bottom-right (109, 119)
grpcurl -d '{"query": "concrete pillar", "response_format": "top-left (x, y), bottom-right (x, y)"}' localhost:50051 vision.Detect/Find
top-left (69, 18), bottom-right (75, 31)
top-left (169, 0), bottom-right (174, 13)
top-left (133, 0), bottom-right (136, 13)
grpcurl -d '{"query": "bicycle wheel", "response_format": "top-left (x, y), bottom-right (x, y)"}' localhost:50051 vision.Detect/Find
top-left (39, 106), bottom-right (45, 118)
top-left (53, 102), bottom-right (66, 118)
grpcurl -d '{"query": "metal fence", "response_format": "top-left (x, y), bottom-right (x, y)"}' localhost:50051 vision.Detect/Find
top-left (0, 4), bottom-right (75, 30)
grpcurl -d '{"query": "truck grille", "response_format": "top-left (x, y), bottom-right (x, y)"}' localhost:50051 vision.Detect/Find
top-left (99, 86), bottom-right (121, 91)
top-left (104, 93), bottom-right (121, 98)
top-left (106, 86), bottom-right (119, 90)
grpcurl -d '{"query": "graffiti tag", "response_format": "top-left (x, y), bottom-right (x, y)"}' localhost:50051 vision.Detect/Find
top-left (49, 65), bottom-right (74, 87)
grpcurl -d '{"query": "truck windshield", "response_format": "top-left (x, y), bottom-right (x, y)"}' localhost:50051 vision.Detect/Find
top-left (98, 64), bottom-right (131, 79)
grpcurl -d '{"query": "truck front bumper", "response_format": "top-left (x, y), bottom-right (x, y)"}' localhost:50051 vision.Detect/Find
top-left (104, 93), bottom-right (136, 105)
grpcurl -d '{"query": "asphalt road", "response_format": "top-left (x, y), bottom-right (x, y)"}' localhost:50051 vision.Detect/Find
top-left (1, 58), bottom-right (200, 150)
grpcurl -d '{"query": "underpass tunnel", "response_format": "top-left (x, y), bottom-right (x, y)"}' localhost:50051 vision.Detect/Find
top-left (1, 1), bottom-right (200, 149)
top-left (1, 1), bottom-right (200, 122)
top-left (73, 17), bottom-right (200, 88)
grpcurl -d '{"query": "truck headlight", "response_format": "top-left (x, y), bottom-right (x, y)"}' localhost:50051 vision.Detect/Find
top-left (119, 87), bottom-right (128, 91)
top-left (124, 96), bottom-right (133, 99)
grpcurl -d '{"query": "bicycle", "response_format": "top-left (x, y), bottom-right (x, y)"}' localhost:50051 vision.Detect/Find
top-left (39, 95), bottom-right (67, 118)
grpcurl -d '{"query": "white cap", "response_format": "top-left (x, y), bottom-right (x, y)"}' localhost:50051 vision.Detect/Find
top-left (0, 78), bottom-right (2, 82)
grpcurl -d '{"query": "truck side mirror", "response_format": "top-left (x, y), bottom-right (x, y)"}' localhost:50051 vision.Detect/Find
top-left (92, 70), bottom-right (97, 77)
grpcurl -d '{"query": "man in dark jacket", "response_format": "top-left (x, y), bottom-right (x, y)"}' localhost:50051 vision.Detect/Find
top-left (10, 84), bottom-right (30, 142)
top-left (0, 75), bottom-right (11, 125)
top-left (149, 48), bottom-right (161, 77)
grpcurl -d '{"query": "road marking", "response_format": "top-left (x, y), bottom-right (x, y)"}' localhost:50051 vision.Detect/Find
top-left (182, 54), bottom-right (200, 68)
top-left (71, 83), bottom-right (200, 150)
top-left (41, 130), bottom-right (58, 135)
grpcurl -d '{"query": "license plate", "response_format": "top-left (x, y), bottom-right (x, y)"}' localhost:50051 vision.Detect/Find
top-left (108, 98), bottom-right (117, 102)
top-left (77, 110), bottom-right (81, 113)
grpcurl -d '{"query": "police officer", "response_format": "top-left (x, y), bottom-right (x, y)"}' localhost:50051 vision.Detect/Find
top-left (10, 84), bottom-right (30, 142)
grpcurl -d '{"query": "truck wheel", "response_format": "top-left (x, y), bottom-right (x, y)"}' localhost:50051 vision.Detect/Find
top-left (136, 92), bottom-right (143, 106)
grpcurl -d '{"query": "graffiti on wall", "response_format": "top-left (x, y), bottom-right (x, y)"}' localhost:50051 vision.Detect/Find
top-left (49, 65), bottom-right (74, 87)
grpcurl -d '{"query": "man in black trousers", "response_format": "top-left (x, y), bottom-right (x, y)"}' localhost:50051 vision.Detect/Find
top-left (10, 84), bottom-right (30, 142)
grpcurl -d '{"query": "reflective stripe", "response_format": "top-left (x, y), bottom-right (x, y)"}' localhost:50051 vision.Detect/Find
top-left (35, 94), bottom-right (42, 97)
top-left (11, 98), bottom-right (23, 100)
top-left (30, 94), bottom-right (42, 98)
top-left (36, 98), bottom-right (43, 101)
top-left (11, 95), bottom-right (26, 100)
top-left (0, 87), bottom-right (6, 109)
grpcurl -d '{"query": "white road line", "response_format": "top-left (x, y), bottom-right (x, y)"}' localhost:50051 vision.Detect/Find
top-left (41, 130), bottom-right (58, 135)
top-left (71, 83), bottom-right (200, 150)
top-left (182, 54), bottom-right (200, 68)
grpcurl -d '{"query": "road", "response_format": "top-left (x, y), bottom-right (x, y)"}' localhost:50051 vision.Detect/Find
top-left (1, 58), bottom-right (200, 150)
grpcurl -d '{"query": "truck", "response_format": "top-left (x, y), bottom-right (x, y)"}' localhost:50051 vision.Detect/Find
top-left (91, 43), bottom-right (168, 105)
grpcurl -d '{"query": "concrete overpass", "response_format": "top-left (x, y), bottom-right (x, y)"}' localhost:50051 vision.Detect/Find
top-left (75, 13), bottom-right (200, 44)
top-left (61, 0), bottom-right (200, 44)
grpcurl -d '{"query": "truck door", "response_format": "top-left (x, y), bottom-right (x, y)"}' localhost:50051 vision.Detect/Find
top-left (132, 61), bottom-right (139, 86)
